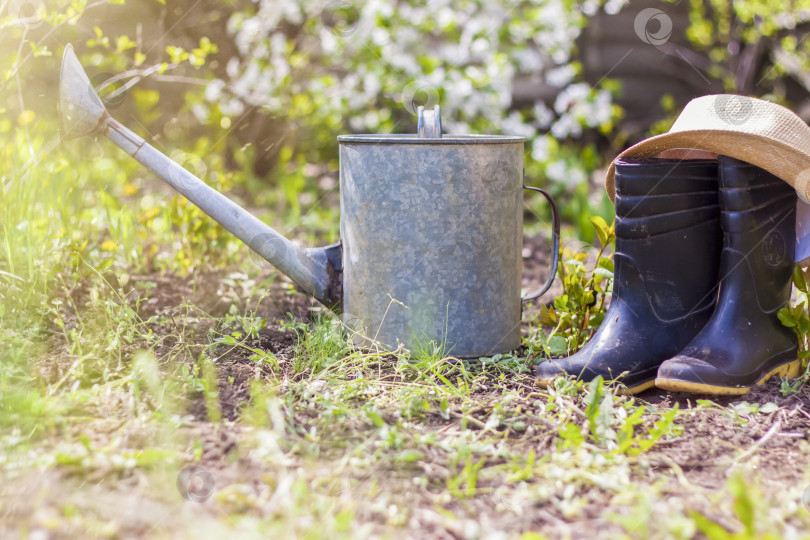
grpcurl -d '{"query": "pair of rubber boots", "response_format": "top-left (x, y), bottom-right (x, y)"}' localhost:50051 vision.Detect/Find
top-left (537, 156), bottom-right (801, 395)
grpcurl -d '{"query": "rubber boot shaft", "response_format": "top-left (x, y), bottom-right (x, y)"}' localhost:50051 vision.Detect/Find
top-left (537, 158), bottom-right (722, 392)
top-left (656, 156), bottom-right (799, 394)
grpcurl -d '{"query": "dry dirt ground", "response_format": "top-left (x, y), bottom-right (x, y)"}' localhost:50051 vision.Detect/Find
top-left (2, 235), bottom-right (810, 539)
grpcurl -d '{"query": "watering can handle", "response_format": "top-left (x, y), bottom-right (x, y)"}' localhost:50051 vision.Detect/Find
top-left (521, 176), bottom-right (560, 303)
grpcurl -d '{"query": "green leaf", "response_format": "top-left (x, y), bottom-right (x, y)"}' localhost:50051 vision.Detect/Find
top-left (730, 475), bottom-right (756, 536)
top-left (589, 215), bottom-right (610, 248)
top-left (439, 397), bottom-right (449, 420)
top-left (214, 335), bottom-right (237, 345)
top-left (696, 399), bottom-right (717, 409)
top-left (690, 511), bottom-right (732, 540)
top-left (395, 449), bottom-right (424, 463)
top-left (798, 315), bottom-right (810, 335)
top-left (616, 406), bottom-right (645, 453)
top-left (545, 335), bottom-right (568, 356)
top-left (539, 304), bottom-right (556, 325)
top-left (778, 307), bottom-right (797, 328)
top-left (558, 422), bottom-right (584, 447)
top-left (758, 402), bottom-right (779, 414)
top-left (584, 376), bottom-right (605, 439)
top-left (116, 35), bottom-right (136, 52)
top-left (133, 447), bottom-right (175, 465)
top-left (365, 409), bottom-right (384, 428)
top-left (553, 294), bottom-right (569, 311)
top-left (29, 43), bottom-right (52, 57)
top-left (793, 265), bottom-right (808, 292)
top-left (96, 258), bottom-right (114, 272)
top-left (597, 257), bottom-right (614, 273)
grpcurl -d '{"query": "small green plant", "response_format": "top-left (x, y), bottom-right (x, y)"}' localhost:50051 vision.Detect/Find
top-left (778, 267), bottom-right (810, 383)
top-left (528, 216), bottom-right (615, 358)
top-left (292, 315), bottom-right (352, 375)
top-left (691, 475), bottom-right (785, 540)
top-left (554, 376), bottom-right (682, 455)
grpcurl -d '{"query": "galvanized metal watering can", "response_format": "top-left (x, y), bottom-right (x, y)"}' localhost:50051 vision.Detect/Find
top-left (58, 44), bottom-right (559, 358)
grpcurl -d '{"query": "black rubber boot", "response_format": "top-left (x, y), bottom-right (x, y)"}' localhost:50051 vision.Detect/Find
top-left (536, 158), bottom-right (722, 393)
top-left (656, 157), bottom-right (800, 395)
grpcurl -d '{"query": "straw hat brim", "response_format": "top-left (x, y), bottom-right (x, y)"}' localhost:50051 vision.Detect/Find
top-left (604, 95), bottom-right (810, 203)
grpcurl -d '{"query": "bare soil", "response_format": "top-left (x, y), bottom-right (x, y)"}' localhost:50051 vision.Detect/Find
top-left (156, 235), bottom-right (809, 490)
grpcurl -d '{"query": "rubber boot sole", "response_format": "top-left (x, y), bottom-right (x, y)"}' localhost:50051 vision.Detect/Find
top-left (654, 359), bottom-right (802, 395)
top-left (535, 376), bottom-right (657, 395)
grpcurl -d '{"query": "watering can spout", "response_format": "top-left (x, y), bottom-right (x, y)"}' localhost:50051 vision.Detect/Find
top-left (59, 44), bottom-right (108, 140)
top-left (58, 44), bottom-right (342, 309)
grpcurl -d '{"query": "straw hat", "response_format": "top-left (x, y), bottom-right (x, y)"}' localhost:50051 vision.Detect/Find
top-left (605, 94), bottom-right (810, 200)
top-left (604, 94), bottom-right (810, 265)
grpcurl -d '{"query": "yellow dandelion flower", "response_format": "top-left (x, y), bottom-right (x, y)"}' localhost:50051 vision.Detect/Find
top-left (100, 240), bottom-right (118, 252)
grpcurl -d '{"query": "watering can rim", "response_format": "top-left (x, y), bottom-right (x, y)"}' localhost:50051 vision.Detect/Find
top-left (337, 134), bottom-right (524, 144)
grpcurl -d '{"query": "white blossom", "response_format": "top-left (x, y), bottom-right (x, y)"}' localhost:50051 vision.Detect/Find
top-left (210, 0), bottom-right (621, 189)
